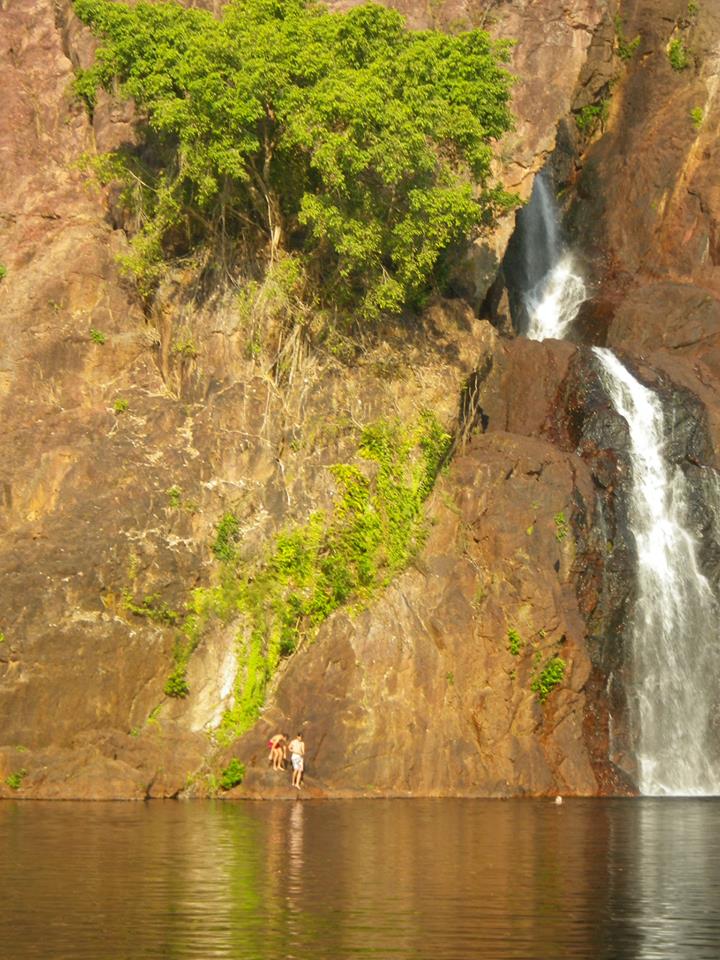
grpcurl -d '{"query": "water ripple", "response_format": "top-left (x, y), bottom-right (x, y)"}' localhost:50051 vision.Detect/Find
top-left (1, 798), bottom-right (720, 959)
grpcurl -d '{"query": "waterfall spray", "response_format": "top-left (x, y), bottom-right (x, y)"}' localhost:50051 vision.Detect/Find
top-left (525, 256), bottom-right (587, 341)
top-left (514, 172), bottom-right (586, 340)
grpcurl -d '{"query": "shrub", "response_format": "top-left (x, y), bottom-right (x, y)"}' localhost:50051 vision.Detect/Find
top-left (166, 485), bottom-right (182, 508)
top-left (668, 38), bottom-right (690, 70)
top-left (507, 628), bottom-right (523, 656)
top-left (554, 512), bottom-right (569, 542)
top-left (212, 512), bottom-right (241, 563)
top-left (219, 758), bottom-right (245, 790)
top-left (73, 0), bottom-right (516, 319)
top-left (5, 770), bottom-right (26, 791)
top-left (614, 15), bottom-right (641, 61)
top-left (575, 101), bottom-right (609, 135)
top-left (114, 398), bottom-right (129, 413)
top-left (173, 338), bottom-right (198, 359)
top-left (0, 264), bottom-right (7, 281)
top-left (124, 592), bottom-right (180, 625)
top-left (531, 657), bottom-right (566, 703)
top-left (690, 106), bottom-right (704, 129)
top-left (164, 666), bottom-right (190, 698)
top-left (90, 328), bottom-right (106, 344)
top-left (152, 412), bottom-right (449, 729)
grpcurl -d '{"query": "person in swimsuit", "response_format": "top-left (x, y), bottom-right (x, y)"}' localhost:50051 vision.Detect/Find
top-left (288, 732), bottom-right (305, 788)
top-left (268, 732), bottom-right (287, 770)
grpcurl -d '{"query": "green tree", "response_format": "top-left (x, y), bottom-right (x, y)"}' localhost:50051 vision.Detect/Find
top-left (74, 0), bottom-right (515, 318)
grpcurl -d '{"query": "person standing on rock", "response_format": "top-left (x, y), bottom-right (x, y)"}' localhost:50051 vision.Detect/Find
top-left (288, 732), bottom-right (305, 789)
top-left (268, 732), bottom-right (287, 770)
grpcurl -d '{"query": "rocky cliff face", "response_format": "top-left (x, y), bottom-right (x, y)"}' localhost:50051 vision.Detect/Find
top-left (563, 0), bottom-right (720, 372)
top-left (3, 0), bottom-right (717, 800)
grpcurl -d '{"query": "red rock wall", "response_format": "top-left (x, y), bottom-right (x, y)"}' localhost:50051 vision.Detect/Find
top-left (569, 0), bottom-right (720, 444)
top-left (0, 0), bottom-right (643, 800)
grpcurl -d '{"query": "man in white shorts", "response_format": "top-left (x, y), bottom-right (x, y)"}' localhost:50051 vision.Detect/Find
top-left (288, 732), bottom-right (305, 788)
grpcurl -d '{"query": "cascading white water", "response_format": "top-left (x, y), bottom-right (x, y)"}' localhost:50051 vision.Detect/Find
top-left (593, 348), bottom-right (719, 796)
top-left (525, 256), bottom-right (587, 341)
top-left (518, 173), bottom-right (586, 340)
top-left (516, 170), bottom-right (720, 795)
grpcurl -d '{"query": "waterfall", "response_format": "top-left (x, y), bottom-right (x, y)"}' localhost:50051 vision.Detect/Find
top-left (593, 348), bottom-right (720, 796)
top-left (514, 171), bottom-right (586, 340)
top-left (512, 169), bottom-right (720, 795)
top-left (520, 171), bottom-right (561, 284)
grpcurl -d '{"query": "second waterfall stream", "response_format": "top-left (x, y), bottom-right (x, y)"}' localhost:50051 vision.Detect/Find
top-left (514, 171), bottom-right (720, 796)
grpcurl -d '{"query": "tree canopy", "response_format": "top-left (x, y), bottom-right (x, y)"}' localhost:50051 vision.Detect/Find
top-left (75, 0), bottom-right (515, 318)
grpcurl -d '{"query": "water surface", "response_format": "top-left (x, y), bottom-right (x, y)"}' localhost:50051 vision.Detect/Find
top-left (2, 798), bottom-right (719, 959)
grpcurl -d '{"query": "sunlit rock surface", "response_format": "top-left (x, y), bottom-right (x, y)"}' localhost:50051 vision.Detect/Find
top-left (4, 0), bottom-right (719, 799)
top-left (568, 0), bottom-right (720, 435)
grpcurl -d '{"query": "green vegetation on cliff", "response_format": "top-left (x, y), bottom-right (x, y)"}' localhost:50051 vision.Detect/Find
top-left (505, 626), bottom-right (566, 704)
top-left (73, 0), bottom-right (515, 319)
top-left (165, 413), bottom-right (450, 741)
top-left (219, 758), bottom-right (246, 789)
top-left (531, 657), bottom-right (566, 703)
top-left (553, 511), bottom-right (569, 542)
top-left (668, 37), bottom-right (690, 71)
top-left (4, 770), bottom-right (26, 791)
top-left (507, 628), bottom-right (523, 656)
top-left (614, 15), bottom-right (641, 62)
top-left (575, 100), bottom-right (608, 136)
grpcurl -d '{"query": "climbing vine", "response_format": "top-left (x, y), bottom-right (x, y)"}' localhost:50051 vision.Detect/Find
top-left (163, 412), bottom-right (450, 742)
